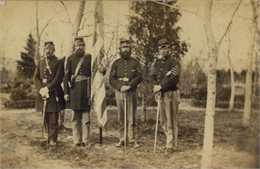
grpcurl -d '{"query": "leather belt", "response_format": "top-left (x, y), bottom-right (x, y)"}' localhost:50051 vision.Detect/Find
top-left (118, 77), bottom-right (129, 82)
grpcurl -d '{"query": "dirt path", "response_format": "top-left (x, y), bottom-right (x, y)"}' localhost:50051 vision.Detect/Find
top-left (0, 109), bottom-right (72, 168)
top-left (0, 94), bottom-right (259, 168)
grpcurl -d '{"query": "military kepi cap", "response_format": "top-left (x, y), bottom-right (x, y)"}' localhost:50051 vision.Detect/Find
top-left (74, 37), bottom-right (85, 45)
top-left (44, 41), bottom-right (55, 48)
top-left (119, 38), bottom-right (131, 48)
top-left (158, 38), bottom-right (169, 46)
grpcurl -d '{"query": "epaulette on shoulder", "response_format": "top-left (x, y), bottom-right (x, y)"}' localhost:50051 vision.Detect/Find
top-left (53, 56), bottom-right (60, 60)
top-left (114, 58), bottom-right (121, 63)
top-left (86, 53), bottom-right (91, 57)
top-left (171, 57), bottom-right (180, 62)
top-left (131, 57), bottom-right (140, 63)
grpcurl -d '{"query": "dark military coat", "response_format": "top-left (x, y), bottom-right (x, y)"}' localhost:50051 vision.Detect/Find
top-left (149, 55), bottom-right (181, 92)
top-left (109, 57), bottom-right (142, 91)
top-left (64, 53), bottom-right (91, 111)
top-left (34, 56), bottom-right (66, 112)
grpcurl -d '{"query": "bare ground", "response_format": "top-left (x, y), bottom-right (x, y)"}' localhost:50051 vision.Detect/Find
top-left (0, 94), bottom-right (259, 168)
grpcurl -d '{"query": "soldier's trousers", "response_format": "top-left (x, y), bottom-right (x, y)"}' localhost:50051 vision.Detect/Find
top-left (115, 90), bottom-right (137, 143)
top-left (44, 112), bottom-right (59, 142)
top-left (159, 90), bottom-right (180, 149)
top-left (71, 110), bottom-right (90, 145)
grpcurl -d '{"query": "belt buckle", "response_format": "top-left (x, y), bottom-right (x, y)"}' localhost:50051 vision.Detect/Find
top-left (123, 77), bottom-right (129, 82)
top-left (42, 78), bottom-right (47, 83)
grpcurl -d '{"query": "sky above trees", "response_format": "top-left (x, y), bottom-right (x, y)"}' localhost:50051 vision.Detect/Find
top-left (0, 1), bottom-right (257, 73)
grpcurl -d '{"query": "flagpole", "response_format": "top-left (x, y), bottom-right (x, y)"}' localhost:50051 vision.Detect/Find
top-left (93, 1), bottom-right (103, 146)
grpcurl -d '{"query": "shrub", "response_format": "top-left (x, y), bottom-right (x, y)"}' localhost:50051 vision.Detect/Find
top-left (0, 85), bottom-right (12, 93)
top-left (191, 87), bottom-right (207, 101)
top-left (4, 100), bottom-right (35, 109)
top-left (216, 87), bottom-right (231, 102)
top-left (10, 88), bottom-right (27, 101)
top-left (27, 93), bottom-right (36, 100)
top-left (105, 84), bottom-right (116, 106)
top-left (191, 99), bottom-right (206, 108)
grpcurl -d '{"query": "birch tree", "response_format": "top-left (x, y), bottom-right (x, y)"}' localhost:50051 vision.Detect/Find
top-left (34, 1), bottom-right (60, 64)
top-left (201, 2), bottom-right (242, 168)
top-left (225, 30), bottom-right (235, 113)
top-left (60, 1), bottom-right (86, 57)
top-left (152, 1), bottom-right (241, 167)
top-left (242, 0), bottom-right (259, 127)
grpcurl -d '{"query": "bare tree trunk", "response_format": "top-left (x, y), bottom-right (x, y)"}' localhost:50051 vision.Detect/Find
top-left (201, 2), bottom-right (241, 168)
top-left (252, 51), bottom-right (259, 104)
top-left (66, 1), bottom-right (86, 57)
top-left (227, 47), bottom-right (235, 113)
top-left (141, 93), bottom-right (146, 123)
top-left (228, 64), bottom-right (235, 113)
top-left (201, 3), bottom-right (218, 168)
top-left (35, 2), bottom-right (40, 65)
top-left (243, 0), bottom-right (258, 127)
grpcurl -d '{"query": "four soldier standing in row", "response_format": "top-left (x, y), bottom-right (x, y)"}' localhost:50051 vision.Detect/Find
top-left (33, 37), bottom-right (181, 154)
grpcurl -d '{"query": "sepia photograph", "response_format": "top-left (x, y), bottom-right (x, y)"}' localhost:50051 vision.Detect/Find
top-left (0, 0), bottom-right (259, 168)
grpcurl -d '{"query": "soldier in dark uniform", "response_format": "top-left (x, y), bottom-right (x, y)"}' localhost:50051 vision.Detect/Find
top-left (64, 37), bottom-right (92, 147)
top-left (109, 38), bottom-right (142, 148)
top-left (34, 41), bottom-right (66, 146)
top-left (149, 38), bottom-right (181, 154)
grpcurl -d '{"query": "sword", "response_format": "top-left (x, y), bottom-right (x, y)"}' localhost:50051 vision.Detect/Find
top-left (55, 89), bottom-right (64, 132)
top-left (121, 92), bottom-right (128, 151)
top-left (154, 92), bottom-right (161, 153)
top-left (42, 97), bottom-right (48, 143)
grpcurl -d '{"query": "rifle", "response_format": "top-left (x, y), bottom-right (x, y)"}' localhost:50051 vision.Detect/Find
top-left (154, 92), bottom-right (161, 153)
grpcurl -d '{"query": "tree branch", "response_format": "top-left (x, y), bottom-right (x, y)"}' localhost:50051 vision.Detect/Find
top-left (151, 0), bottom-right (203, 20)
top-left (39, 12), bottom-right (59, 37)
top-left (218, 0), bottom-right (242, 46)
top-left (60, 1), bottom-right (72, 24)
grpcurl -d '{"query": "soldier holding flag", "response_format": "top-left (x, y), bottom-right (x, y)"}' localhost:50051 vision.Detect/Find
top-left (64, 37), bottom-right (92, 147)
top-left (33, 41), bottom-right (66, 146)
top-left (109, 38), bottom-right (142, 148)
top-left (149, 38), bottom-right (181, 154)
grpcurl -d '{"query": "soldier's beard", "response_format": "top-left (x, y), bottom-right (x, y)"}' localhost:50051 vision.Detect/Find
top-left (120, 51), bottom-right (131, 60)
top-left (46, 53), bottom-right (54, 59)
top-left (75, 49), bottom-right (85, 57)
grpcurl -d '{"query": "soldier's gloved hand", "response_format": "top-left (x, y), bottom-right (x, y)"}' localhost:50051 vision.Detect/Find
top-left (64, 94), bottom-right (70, 102)
top-left (153, 85), bottom-right (162, 93)
top-left (98, 66), bottom-right (106, 75)
top-left (39, 87), bottom-right (49, 97)
top-left (120, 85), bottom-right (131, 92)
top-left (44, 92), bottom-right (50, 99)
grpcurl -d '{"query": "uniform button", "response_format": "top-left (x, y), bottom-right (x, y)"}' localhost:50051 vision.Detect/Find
top-left (160, 68), bottom-right (162, 70)
top-left (162, 62), bottom-right (164, 63)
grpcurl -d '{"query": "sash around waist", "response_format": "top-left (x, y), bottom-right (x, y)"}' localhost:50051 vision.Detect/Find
top-left (74, 75), bottom-right (90, 83)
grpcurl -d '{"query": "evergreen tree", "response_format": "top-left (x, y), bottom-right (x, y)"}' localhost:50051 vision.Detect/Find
top-left (128, 1), bottom-right (188, 62)
top-left (127, 1), bottom-right (188, 121)
top-left (16, 33), bottom-right (36, 79)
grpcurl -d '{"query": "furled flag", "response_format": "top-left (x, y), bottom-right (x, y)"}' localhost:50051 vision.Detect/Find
top-left (90, 1), bottom-right (107, 128)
